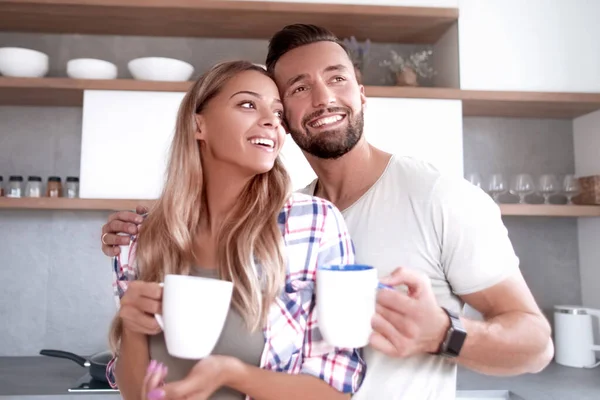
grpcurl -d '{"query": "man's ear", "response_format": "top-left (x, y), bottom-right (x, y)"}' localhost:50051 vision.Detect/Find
top-left (359, 85), bottom-right (367, 107)
top-left (194, 114), bottom-right (206, 140)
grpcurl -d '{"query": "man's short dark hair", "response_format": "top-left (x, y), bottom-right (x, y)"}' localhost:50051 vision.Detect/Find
top-left (266, 24), bottom-right (348, 75)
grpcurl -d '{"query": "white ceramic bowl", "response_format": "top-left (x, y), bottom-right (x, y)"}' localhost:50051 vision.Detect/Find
top-left (127, 57), bottom-right (194, 81)
top-left (67, 58), bottom-right (118, 79)
top-left (0, 47), bottom-right (49, 77)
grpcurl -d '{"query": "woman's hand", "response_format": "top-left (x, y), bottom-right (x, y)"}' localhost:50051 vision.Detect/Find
top-left (142, 360), bottom-right (168, 400)
top-left (147, 356), bottom-right (241, 400)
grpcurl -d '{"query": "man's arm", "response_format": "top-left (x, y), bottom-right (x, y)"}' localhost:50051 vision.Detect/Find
top-left (456, 272), bottom-right (553, 375)
top-left (371, 175), bottom-right (553, 376)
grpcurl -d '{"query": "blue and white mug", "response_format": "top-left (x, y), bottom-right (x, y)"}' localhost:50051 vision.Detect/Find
top-left (316, 264), bottom-right (390, 348)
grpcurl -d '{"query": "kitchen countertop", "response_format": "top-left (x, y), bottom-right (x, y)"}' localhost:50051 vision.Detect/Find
top-left (1, 357), bottom-right (598, 398)
top-left (457, 363), bottom-right (599, 400)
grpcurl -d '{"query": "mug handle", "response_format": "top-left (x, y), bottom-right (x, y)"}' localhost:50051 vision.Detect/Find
top-left (154, 282), bottom-right (165, 331)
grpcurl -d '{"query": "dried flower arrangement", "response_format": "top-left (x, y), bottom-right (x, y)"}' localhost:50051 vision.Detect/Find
top-left (380, 50), bottom-right (436, 86)
top-left (343, 36), bottom-right (371, 81)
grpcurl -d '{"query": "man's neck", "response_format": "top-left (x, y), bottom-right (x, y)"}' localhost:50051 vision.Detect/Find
top-left (306, 139), bottom-right (392, 211)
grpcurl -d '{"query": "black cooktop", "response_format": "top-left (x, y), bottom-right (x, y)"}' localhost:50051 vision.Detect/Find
top-left (68, 373), bottom-right (119, 393)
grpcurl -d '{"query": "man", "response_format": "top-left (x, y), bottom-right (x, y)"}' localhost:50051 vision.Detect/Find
top-left (101, 24), bottom-right (553, 399)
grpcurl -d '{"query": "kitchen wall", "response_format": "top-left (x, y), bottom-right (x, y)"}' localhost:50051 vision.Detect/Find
top-left (0, 33), bottom-right (582, 355)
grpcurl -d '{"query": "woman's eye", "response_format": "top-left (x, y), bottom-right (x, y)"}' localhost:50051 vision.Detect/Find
top-left (239, 101), bottom-right (256, 109)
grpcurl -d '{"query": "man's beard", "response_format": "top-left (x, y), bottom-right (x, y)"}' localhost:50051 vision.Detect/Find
top-left (288, 107), bottom-right (364, 160)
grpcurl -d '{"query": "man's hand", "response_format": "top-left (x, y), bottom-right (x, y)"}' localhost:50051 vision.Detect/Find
top-left (101, 206), bottom-right (148, 256)
top-left (369, 267), bottom-right (450, 358)
top-left (119, 281), bottom-right (163, 335)
top-left (148, 356), bottom-right (241, 400)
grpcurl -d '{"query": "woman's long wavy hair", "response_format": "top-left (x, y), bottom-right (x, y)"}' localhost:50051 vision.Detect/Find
top-left (109, 61), bottom-right (291, 353)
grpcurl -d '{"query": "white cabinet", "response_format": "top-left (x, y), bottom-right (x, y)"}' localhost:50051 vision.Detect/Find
top-left (80, 92), bottom-right (464, 197)
top-left (79, 90), bottom-right (184, 199)
top-left (459, 0), bottom-right (600, 92)
top-left (282, 98), bottom-right (464, 191)
top-left (573, 110), bottom-right (600, 309)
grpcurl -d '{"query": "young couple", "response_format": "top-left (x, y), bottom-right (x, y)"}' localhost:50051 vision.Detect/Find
top-left (102, 24), bottom-right (554, 400)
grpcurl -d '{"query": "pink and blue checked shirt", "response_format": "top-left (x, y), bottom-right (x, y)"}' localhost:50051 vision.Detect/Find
top-left (108, 192), bottom-right (365, 397)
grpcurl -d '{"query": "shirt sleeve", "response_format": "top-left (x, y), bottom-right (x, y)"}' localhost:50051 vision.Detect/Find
top-left (107, 236), bottom-right (139, 389)
top-left (300, 202), bottom-right (366, 394)
top-left (431, 175), bottom-right (521, 295)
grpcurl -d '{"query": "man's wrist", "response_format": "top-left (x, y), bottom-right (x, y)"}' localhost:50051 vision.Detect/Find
top-left (429, 307), bottom-right (451, 354)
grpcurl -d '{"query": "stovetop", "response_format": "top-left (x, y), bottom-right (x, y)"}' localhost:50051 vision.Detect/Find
top-left (68, 373), bottom-right (119, 393)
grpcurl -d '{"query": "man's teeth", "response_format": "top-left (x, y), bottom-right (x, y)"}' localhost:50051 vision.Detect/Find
top-left (249, 138), bottom-right (274, 148)
top-left (310, 115), bottom-right (343, 128)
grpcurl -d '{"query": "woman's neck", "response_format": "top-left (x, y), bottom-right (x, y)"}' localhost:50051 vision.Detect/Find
top-left (201, 163), bottom-right (253, 236)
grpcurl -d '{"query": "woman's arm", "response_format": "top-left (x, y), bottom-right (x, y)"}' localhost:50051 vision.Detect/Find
top-left (114, 327), bottom-right (150, 400)
top-left (155, 355), bottom-right (350, 400)
top-left (226, 361), bottom-right (351, 400)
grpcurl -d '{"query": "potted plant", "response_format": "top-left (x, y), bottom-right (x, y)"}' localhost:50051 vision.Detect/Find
top-left (381, 49), bottom-right (436, 87)
top-left (343, 36), bottom-right (371, 83)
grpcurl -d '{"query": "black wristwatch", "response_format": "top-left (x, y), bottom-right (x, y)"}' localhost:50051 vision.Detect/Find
top-left (435, 307), bottom-right (467, 358)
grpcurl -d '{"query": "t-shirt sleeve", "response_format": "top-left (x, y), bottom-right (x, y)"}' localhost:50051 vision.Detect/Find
top-left (431, 175), bottom-right (521, 295)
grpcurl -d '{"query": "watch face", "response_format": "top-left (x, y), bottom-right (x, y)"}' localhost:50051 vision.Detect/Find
top-left (447, 326), bottom-right (467, 356)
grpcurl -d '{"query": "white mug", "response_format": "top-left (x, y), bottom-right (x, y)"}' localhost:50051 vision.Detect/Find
top-left (317, 264), bottom-right (388, 348)
top-left (155, 274), bottom-right (233, 359)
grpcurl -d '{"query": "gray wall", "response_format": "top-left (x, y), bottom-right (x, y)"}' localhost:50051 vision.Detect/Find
top-left (0, 32), bottom-right (581, 355)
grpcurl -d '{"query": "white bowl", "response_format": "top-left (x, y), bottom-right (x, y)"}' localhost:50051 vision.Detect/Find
top-left (0, 47), bottom-right (49, 77)
top-left (67, 58), bottom-right (118, 80)
top-left (128, 57), bottom-right (194, 82)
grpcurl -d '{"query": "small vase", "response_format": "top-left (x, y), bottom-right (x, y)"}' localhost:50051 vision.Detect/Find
top-left (395, 67), bottom-right (418, 87)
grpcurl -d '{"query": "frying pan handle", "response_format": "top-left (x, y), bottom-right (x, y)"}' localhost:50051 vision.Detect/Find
top-left (39, 349), bottom-right (90, 367)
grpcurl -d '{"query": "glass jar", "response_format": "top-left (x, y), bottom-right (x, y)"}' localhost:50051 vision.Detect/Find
top-left (0, 176), bottom-right (4, 197)
top-left (25, 176), bottom-right (43, 198)
top-left (65, 176), bottom-right (79, 199)
top-left (6, 175), bottom-right (23, 198)
top-left (46, 176), bottom-right (62, 198)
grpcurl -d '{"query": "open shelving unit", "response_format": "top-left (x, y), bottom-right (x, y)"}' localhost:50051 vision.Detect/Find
top-left (1, 1), bottom-right (599, 215)
top-left (1, 198), bottom-right (599, 218)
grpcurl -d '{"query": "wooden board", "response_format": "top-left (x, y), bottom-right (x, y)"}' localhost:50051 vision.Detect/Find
top-left (2, 78), bottom-right (600, 119)
top-left (0, 197), bottom-right (155, 211)
top-left (0, 0), bottom-right (458, 44)
top-left (2, 198), bottom-right (600, 217)
top-left (499, 204), bottom-right (600, 217)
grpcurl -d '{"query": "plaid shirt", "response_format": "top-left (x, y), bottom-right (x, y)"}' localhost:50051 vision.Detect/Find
top-left (107, 192), bottom-right (365, 397)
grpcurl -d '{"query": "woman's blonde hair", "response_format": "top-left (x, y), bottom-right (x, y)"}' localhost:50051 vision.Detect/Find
top-left (109, 61), bottom-right (291, 353)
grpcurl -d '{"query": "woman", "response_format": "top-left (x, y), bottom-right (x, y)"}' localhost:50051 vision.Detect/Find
top-left (107, 61), bottom-right (365, 400)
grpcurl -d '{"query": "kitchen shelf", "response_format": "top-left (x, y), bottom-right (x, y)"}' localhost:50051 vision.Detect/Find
top-left (2, 78), bottom-right (600, 119)
top-left (499, 204), bottom-right (600, 217)
top-left (0, 197), bottom-right (154, 211)
top-left (0, 0), bottom-right (457, 44)
top-left (1, 198), bottom-right (600, 217)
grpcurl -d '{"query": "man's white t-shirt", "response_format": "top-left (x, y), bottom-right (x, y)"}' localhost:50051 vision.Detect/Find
top-left (300, 155), bottom-right (520, 400)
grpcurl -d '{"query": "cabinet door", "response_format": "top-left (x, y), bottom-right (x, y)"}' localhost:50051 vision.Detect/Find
top-left (459, 0), bottom-right (600, 92)
top-left (281, 97), bottom-right (464, 191)
top-left (80, 90), bottom-right (184, 199)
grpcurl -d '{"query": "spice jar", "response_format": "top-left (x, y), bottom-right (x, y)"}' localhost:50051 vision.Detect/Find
top-left (6, 175), bottom-right (23, 198)
top-left (0, 176), bottom-right (4, 197)
top-left (25, 176), bottom-right (43, 198)
top-left (65, 176), bottom-right (79, 198)
top-left (46, 176), bottom-right (63, 198)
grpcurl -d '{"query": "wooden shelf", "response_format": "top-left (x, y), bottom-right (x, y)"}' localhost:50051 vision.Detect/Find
top-left (0, 0), bottom-right (458, 44)
top-left (0, 197), bottom-right (155, 211)
top-left (1, 198), bottom-right (599, 217)
top-left (461, 90), bottom-right (600, 119)
top-left (499, 204), bottom-right (600, 217)
top-left (2, 78), bottom-right (600, 119)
